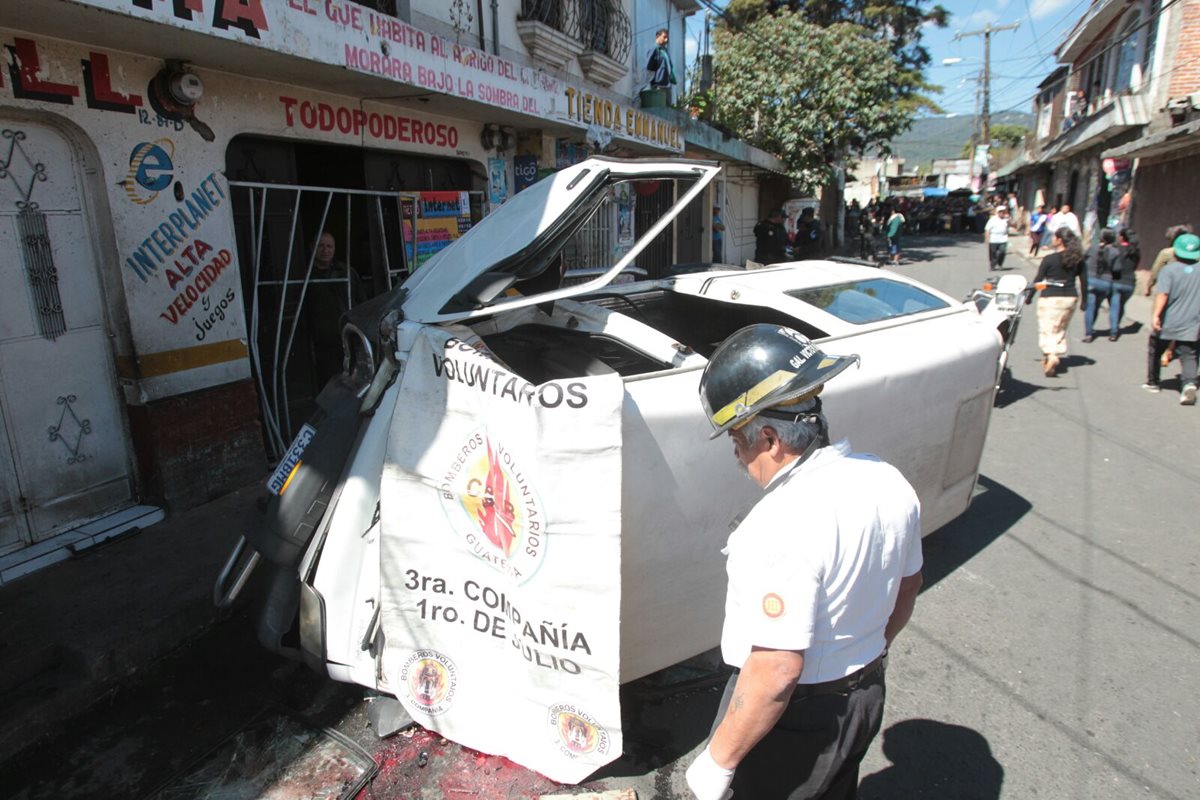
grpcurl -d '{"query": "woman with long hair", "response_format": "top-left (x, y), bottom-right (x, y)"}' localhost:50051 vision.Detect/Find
top-left (1030, 227), bottom-right (1088, 377)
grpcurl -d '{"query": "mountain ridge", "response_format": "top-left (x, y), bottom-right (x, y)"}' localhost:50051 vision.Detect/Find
top-left (884, 112), bottom-right (1035, 170)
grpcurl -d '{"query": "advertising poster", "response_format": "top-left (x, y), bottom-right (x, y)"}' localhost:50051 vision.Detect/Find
top-left (488, 157), bottom-right (509, 205)
top-left (402, 191), bottom-right (473, 269)
top-left (513, 155), bottom-right (539, 193)
top-left (556, 139), bottom-right (583, 169)
top-left (379, 326), bottom-right (625, 783)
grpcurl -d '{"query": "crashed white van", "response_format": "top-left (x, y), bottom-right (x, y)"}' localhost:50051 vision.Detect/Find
top-left (216, 158), bottom-right (1002, 782)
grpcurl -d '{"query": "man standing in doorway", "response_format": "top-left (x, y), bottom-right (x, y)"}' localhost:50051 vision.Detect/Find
top-left (306, 231), bottom-right (364, 386)
top-left (646, 28), bottom-right (677, 105)
top-left (686, 324), bottom-right (923, 800)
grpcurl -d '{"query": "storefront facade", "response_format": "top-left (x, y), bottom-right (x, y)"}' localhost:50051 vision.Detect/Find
top-left (0, 0), bottom-right (741, 571)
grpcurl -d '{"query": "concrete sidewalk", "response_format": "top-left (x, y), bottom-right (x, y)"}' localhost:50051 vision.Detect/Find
top-left (0, 480), bottom-right (263, 765)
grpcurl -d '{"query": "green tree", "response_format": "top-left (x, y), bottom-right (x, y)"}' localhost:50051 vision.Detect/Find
top-left (959, 124), bottom-right (1028, 171)
top-left (712, 13), bottom-right (914, 187)
top-left (989, 123), bottom-right (1028, 148)
top-left (724, 0), bottom-right (949, 114)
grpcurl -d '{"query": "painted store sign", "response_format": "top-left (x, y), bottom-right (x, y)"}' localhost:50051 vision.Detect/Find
top-left (69, 0), bottom-right (682, 151)
top-left (0, 32), bottom-right (484, 399)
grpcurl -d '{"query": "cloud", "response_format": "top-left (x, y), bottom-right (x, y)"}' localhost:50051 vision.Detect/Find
top-left (964, 9), bottom-right (999, 27)
top-left (1029, 0), bottom-right (1074, 19)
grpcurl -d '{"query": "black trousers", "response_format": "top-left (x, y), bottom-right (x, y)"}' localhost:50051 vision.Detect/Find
top-left (1147, 335), bottom-right (1199, 387)
top-left (710, 667), bottom-right (886, 800)
top-left (988, 242), bottom-right (1007, 269)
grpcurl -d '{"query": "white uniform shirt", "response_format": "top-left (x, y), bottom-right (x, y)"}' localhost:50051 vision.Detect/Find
top-left (720, 440), bottom-right (922, 683)
top-left (985, 216), bottom-right (1010, 243)
top-left (1056, 211), bottom-right (1082, 238)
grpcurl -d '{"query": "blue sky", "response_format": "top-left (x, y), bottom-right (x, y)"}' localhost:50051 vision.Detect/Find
top-left (683, 0), bottom-right (1091, 117)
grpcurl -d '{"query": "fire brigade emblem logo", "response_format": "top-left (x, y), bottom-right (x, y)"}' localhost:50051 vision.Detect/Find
top-left (762, 592), bottom-right (786, 618)
top-left (548, 703), bottom-right (610, 759)
top-left (440, 430), bottom-right (546, 583)
top-left (399, 649), bottom-right (458, 716)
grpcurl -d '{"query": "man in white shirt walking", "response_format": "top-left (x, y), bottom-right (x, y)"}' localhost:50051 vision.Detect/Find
top-left (984, 207), bottom-right (1012, 270)
top-left (1055, 203), bottom-right (1082, 239)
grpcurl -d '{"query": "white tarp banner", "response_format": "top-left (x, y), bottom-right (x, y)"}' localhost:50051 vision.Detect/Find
top-left (379, 326), bottom-right (624, 783)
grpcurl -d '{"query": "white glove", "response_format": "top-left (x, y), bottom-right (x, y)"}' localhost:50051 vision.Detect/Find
top-left (685, 745), bottom-right (734, 800)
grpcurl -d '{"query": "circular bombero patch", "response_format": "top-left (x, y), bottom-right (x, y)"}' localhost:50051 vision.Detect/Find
top-left (762, 592), bottom-right (785, 618)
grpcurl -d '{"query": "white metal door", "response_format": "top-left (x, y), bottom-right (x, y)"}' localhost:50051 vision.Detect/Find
top-left (0, 120), bottom-right (134, 547)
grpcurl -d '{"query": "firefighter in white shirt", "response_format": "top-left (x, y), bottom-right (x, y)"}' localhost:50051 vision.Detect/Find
top-left (686, 324), bottom-right (924, 800)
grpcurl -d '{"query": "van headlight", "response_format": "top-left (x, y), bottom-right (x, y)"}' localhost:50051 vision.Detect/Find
top-left (299, 581), bottom-right (327, 673)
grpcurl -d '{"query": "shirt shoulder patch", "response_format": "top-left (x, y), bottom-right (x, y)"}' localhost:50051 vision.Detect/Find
top-left (762, 593), bottom-right (785, 619)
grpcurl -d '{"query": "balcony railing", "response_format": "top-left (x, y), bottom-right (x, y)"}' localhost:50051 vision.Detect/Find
top-left (518, 0), bottom-right (631, 84)
top-left (520, 0), bottom-right (581, 39)
top-left (579, 0), bottom-right (631, 65)
top-left (350, 0), bottom-right (398, 14)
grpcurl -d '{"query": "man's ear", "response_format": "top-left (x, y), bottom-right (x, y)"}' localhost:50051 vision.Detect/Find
top-left (762, 426), bottom-right (778, 450)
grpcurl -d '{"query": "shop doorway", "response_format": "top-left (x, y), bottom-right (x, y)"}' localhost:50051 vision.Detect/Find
top-left (225, 136), bottom-right (482, 457)
top-left (0, 118), bottom-right (134, 553)
top-left (634, 179), bottom-right (674, 278)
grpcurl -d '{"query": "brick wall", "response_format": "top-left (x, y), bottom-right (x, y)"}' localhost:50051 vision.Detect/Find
top-left (1168, 0), bottom-right (1200, 98)
top-left (126, 379), bottom-right (268, 511)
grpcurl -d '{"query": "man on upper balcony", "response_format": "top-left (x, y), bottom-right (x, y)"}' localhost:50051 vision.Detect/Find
top-left (646, 28), bottom-right (677, 104)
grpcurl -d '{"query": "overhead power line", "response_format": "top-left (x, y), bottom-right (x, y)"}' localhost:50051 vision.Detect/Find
top-left (988, 0), bottom-right (1184, 116)
top-left (954, 20), bottom-right (1022, 157)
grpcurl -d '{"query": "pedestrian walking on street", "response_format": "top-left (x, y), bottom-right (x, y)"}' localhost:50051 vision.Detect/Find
top-left (1082, 228), bottom-right (1120, 343)
top-left (885, 205), bottom-right (905, 266)
top-left (1147, 224), bottom-right (1195, 296)
top-left (687, 324), bottom-right (922, 800)
top-left (984, 207), bottom-right (1011, 270)
top-left (1041, 206), bottom-right (1058, 251)
top-left (1030, 227), bottom-right (1087, 377)
top-left (1143, 233), bottom-right (1200, 405)
top-left (1110, 227), bottom-right (1139, 340)
top-left (1029, 204), bottom-right (1047, 256)
top-left (1055, 203), bottom-right (1082, 239)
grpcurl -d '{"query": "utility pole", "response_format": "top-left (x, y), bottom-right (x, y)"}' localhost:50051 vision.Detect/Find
top-left (954, 20), bottom-right (1020, 177)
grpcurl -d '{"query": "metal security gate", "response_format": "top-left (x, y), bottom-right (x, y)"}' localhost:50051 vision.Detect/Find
top-left (229, 181), bottom-right (482, 458)
top-left (634, 180), bottom-right (675, 278)
top-left (563, 193), bottom-right (614, 272)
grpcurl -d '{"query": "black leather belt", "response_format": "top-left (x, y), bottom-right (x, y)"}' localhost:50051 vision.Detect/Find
top-left (792, 652), bottom-right (886, 698)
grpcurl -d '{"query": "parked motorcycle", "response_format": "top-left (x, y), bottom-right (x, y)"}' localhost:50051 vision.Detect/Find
top-left (967, 272), bottom-right (1030, 394)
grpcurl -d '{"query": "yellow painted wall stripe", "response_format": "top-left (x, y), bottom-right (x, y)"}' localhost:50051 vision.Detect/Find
top-left (117, 338), bottom-right (248, 380)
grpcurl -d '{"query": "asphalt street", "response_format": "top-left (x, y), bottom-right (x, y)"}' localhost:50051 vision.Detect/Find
top-left (849, 233), bottom-right (1200, 800)
top-left (4, 233), bottom-right (1197, 799)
